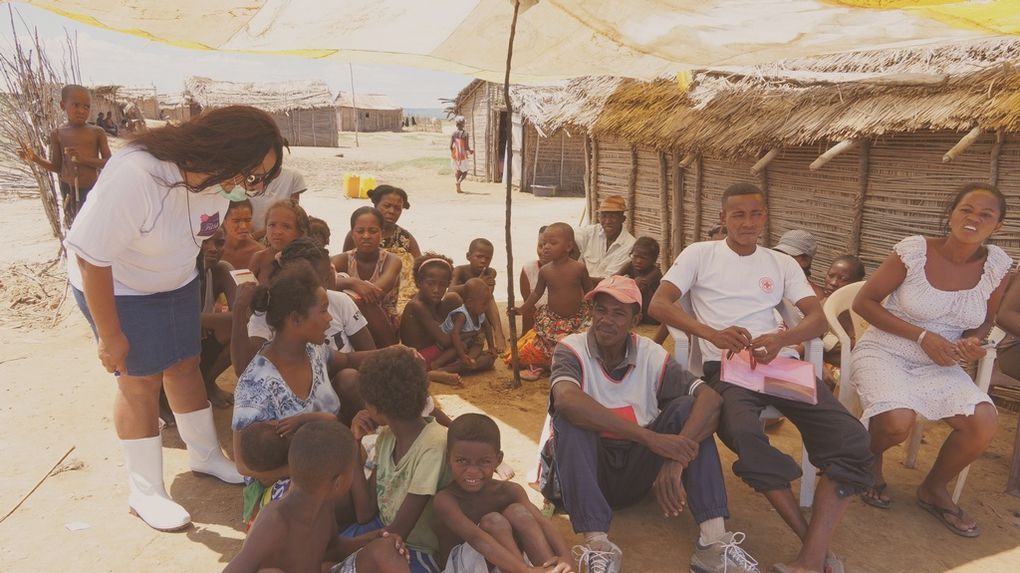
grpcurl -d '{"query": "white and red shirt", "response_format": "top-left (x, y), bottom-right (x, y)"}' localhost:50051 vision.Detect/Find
top-left (661, 239), bottom-right (816, 363)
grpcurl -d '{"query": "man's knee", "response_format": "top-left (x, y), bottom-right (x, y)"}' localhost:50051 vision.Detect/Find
top-left (479, 512), bottom-right (511, 535)
top-left (502, 503), bottom-right (536, 528)
top-left (358, 537), bottom-right (410, 573)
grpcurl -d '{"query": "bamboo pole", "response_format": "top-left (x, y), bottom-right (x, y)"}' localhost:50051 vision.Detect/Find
top-left (627, 145), bottom-right (638, 235)
top-left (810, 139), bottom-right (857, 171)
top-left (658, 151), bottom-right (670, 272)
top-left (590, 138), bottom-right (600, 216)
top-left (990, 131), bottom-right (1003, 186)
top-left (348, 63), bottom-right (360, 148)
top-left (750, 148), bottom-right (779, 175)
top-left (583, 134), bottom-right (592, 222)
top-left (693, 155), bottom-right (703, 242)
top-left (850, 140), bottom-right (870, 256)
top-left (672, 153), bottom-right (684, 256)
top-left (558, 130), bottom-right (565, 191)
top-left (757, 165), bottom-right (771, 244)
top-left (943, 126), bottom-right (983, 163)
top-left (679, 154), bottom-right (696, 169)
top-left (503, 0), bottom-right (523, 389)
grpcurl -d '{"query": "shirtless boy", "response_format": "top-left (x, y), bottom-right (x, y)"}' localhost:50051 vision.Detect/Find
top-left (225, 420), bottom-right (410, 573)
top-left (512, 223), bottom-right (593, 380)
top-left (434, 414), bottom-right (573, 573)
top-left (18, 84), bottom-right (111, 221)
top-left (452, 238), bottom-right (507, 352)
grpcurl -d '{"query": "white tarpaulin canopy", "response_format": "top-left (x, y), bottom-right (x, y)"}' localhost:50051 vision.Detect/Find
top-left (22, 1), bottom-right (1020, 83)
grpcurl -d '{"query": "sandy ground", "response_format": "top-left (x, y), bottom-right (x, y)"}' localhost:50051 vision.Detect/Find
top-left (1, 132), bottom-right (1020, 572)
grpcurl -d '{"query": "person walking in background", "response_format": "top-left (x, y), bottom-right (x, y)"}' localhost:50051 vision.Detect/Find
top-left (450, 116), bottom-right (473, 194)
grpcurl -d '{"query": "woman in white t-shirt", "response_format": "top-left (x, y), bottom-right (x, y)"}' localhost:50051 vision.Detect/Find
top-left (64, 105), bottom-right (287, 533)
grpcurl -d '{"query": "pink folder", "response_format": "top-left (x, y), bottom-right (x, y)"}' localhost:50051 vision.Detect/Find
top-left (721, 349), bottom-right (817, 405)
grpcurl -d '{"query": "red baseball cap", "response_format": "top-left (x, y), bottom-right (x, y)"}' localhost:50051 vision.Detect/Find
top-left (584, 275), bottom-right (644, 309)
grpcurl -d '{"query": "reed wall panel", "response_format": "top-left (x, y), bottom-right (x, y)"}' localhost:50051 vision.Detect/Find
top-left (990, 134), bottom-right (1020, 260)
top-left (767, 143), bottom-right (858, 277)
top-left (633, 146), bottom-right (663, 241)
top-left (680, 158), bottom-right (698, 248)
top-left (594, 138), bottom-right (632, 209)
top-left (700, 155), bottom-right (755, 239)
top-left (525, 126), bottom-right (586, 195)
top-left (860, 130), bottom-right (996, 270)
top-left (455, 83), bottom-right (489, 179)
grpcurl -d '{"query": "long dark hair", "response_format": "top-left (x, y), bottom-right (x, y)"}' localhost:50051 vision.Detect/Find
top-left (130, 105), bottom-right (286, 193)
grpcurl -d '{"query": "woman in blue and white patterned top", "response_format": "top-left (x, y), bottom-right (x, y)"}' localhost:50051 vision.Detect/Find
top-left (231, 262), bottom-right (374, 528)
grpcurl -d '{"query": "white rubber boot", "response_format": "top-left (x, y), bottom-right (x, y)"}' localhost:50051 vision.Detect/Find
top-left (122, 435), bottom-right (192, 531)
top-left (174, 403), bottom-right (244, 484)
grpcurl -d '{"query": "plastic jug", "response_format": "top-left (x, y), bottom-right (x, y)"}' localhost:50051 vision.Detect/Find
top-left (343, 173), bottom-right (360, 198)
top-left (359, 175), bottom-right (377, 198)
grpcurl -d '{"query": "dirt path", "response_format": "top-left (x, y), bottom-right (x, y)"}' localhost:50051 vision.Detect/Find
top-left (1, 133), bottom-right (1019, 572)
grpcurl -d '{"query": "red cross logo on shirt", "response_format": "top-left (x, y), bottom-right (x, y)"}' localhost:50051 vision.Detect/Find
top-left (759, 277), bottom-right (775, 293)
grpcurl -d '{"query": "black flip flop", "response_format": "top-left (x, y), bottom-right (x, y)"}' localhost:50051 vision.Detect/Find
top-left (861, 482), bottom-right (891, 509)
top-left (917, 498), bottom-right (981, 538)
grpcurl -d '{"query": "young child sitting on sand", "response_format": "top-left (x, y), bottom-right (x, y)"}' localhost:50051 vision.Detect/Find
top-left (18, 84), bottom-right (110, 222)
top-left (512, 223), bottom-right (593, 381)
top-left (225, 420), bottom-right (410, 573)
top-left (250, 201), bottom-right (310, 283)
top-left (399, 254), bottom-right (470, 387)
top-left (433, 278), bottom-right (495, 374)
top-left (221, 199), bottom-right (263, 270)
top-left (619, 236), bottom-right (662, 324)
top-left (452, 238), bottom-right (507, 353)
top-left (344, 346), bottom-right (452, 573)
top-left (434, 414), bottom-right (574, 573)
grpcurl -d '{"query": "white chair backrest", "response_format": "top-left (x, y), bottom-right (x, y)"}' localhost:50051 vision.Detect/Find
top-left (822, 281), bottom-right (868, 348)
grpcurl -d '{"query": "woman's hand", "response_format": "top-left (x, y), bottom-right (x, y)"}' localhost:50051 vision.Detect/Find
top-left (955, 337), bottom-right (988, 363)
top-left (273, 414), bottom-right (312, 438)
top-left (350, 279), bottom-right (383, 304)
top-left (98, 330), bottom-right (130, 375)
top-left (919, 331), bottom-right (959, 367)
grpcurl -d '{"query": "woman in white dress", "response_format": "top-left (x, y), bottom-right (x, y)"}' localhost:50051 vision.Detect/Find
top-left (850, 183), bottom-right (1011, 537)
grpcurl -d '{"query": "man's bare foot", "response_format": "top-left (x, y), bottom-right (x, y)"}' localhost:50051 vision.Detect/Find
top-left (428, 371), bottom-right (464, 387)
top-left (208, 386), bottom-right (234, 408)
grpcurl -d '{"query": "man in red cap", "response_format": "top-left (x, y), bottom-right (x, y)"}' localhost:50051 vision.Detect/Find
top-left (536, 276), bottom-right (759, 573)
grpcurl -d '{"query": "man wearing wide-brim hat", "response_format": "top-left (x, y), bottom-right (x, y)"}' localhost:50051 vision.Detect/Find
top-left (575, 195), bottom-right (636, 283)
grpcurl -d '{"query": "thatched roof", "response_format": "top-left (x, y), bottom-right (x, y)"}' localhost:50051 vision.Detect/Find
top-left (334, 91), bottom-right (400, 111)
top-left (538, 38), bottom-right (1020, 157)
top-left (184, 76), bottom-right (334, 112)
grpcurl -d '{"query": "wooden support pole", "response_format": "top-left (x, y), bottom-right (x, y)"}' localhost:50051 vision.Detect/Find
top-left (627, 145), bottom-right (638, 235)
top-left (693, 155), bottom-right (703, 242)
top-left (750, 148), bottom-right (779, 175)
top-left (672, 154), bottom-right (684, 257)
top-left (658, 151), bottom-right (670, 272)
top-left (943, 126), bottom-right (983, 163)
top-left (590, 138), bottom-right (600, 216)
top-left (810, 139), bottom-right (857, 171)
top-left (850, 140), bottom-right (870, 257)
top-left (583, 135), bottom-right (593, 222)
top-left (990, 131), bottom-right (1004, 186)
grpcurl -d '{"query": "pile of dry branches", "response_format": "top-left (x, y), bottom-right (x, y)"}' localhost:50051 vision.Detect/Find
top-left (0, 7), bottom-right (82, 245)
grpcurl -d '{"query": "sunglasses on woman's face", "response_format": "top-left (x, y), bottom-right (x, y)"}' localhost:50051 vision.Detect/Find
top-left (240, 171), bottom-right (276, 197)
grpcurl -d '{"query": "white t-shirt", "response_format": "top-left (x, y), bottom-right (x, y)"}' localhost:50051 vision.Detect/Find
top-left (64, 146), bottom-right (228, 295)
top-left (248, 289), bottom-right (367, 352)
top-left (661, 240), bottom-right (816, 362)
top-left (575, 223), bottom-right (636, 278)
top-left (249, 168), bottom-right (307, 233)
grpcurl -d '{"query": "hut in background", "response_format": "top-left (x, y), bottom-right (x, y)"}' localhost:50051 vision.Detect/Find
top-left (334, 92), bottom-right (402, 132)
top-left (550, 39), bottom-right (1020, 274)
top-left (158, 92), bottom-right (192, 123)
top-left (448, 80), bottom-right (588, 196)
top-left (184, 76), bottom-right (338, 147)
top-left (90, 85), bottom-right (160, 125)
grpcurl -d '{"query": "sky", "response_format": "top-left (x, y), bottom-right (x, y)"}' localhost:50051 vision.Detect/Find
top-left (0, 3), bottom-right (472, 109)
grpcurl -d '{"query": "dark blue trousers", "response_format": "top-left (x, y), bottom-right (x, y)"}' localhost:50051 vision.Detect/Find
top-left (553, 396), bottom-right (730, 533)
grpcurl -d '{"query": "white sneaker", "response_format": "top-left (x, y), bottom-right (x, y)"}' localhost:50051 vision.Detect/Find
top-left (122, 435), bottom-right (191, 531)
top-left (573, 540), bottom-right (622, 573)
top-left (690, 531), bottom-right (760, 573)
top-left (174, 403), bottom-right (244, 484)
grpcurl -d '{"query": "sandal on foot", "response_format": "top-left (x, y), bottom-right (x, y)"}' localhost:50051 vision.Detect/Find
top-left (917, 498), bottom-right (980, 538)
top-left (861, 482), bottom-right (891, 509)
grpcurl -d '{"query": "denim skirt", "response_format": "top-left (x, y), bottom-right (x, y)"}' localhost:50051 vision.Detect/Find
top-left (73, 277), bottom-right (201, 376)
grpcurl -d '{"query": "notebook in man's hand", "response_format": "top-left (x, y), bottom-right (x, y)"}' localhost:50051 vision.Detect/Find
top-left (721, 349), bottom-right (817, 405)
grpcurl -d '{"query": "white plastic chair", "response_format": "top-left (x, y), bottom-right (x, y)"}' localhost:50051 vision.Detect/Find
top-left (822, 281), bottom-right (868, 416)
top-left (826, 281), bottom-right (1003, 504)
top-left (666, 296), bottom-right (823, 508)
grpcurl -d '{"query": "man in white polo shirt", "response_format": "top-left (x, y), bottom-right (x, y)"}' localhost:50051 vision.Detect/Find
top-left (650, 182), bottom-right (872, 573)
top-left (575, 195), bottom-right (636, 283)
top-left (540, 276), bottom-right (759, 573)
